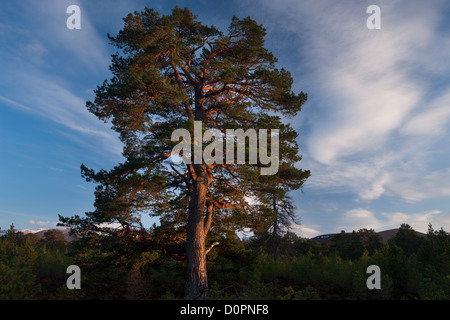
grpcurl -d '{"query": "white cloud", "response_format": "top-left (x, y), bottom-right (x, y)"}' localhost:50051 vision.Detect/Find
top-left (29, 0), bottom-right (110, 71)
top-left (303, 5), bottom-right (425, 165)
top-left (0, 1), bottom-right (110, 73)
top-left (0, 1), bottom-right (124, 160)
top-left (400, 90), bottom-right (450, 137)
top-left (339, 208), bottom-right (447, 233)
top-left (21, 40), bottom-right (47, 65)
top-left (340, 208), bottom-right (382, 231)
top-left (28, 220), bottom-right (57, 228)
top-left (303, 152), bottom-right (398, 199)
top-left (0, 73), bottom-right (123, 158)
top-left (388, 168), bottom-right (450, 202)
top-left (379, 210), bottom-right (446, 233)
top-left (359, 174), bottom-right (390, 200)
top-left (257, 0), bottom-right (450, 204)
top-left (291, 224), bottom-right (321, 239)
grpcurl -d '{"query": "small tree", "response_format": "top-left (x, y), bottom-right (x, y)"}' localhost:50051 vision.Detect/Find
top-left (0, 225), bottom-right (40, 299)
top-left (357, 228), bottom-right (383, 255)
top-left (390, 224), bottom-right (423, 256)
top-left (418, 224), bottom-right (449, 276)
top-left (250, 194), bottom-right (299, 261)
top-left (332, 231), bottom-right (365, 261)
top-left (41, 229), bottom-right (68, 250)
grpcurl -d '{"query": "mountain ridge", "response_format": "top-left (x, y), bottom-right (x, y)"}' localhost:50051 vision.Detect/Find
top-left (0, 227), bottom-right (76, 242)
top-left (310, 228), bottom-right (427, 244)
top-left (1, 226), bottom-right (430, 243)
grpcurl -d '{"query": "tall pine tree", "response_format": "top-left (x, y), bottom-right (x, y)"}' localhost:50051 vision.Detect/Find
top-left (59, 6), bottom-right (309, 299)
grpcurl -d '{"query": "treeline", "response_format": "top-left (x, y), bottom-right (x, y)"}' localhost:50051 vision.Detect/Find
top-left (244, 224), bottom-right (449, 299)
top-left (0, 223), bottom-right (448, 300)
top-left (0, 225), bottom-right (79, 299)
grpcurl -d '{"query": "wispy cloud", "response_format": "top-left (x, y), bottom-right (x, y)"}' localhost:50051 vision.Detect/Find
top-left (0, 74), bottom-right (123, 158)
top-left (339, 208), bottom-right (448, 233)
top-left (257, 0), bottom-right (450, 205)
top-left (303, 1), bottom-right (426, 165)
top-left (28, 219), bottom-right (58, 228)
top-left (291, 224), bottom-right (321, 238)
top-left (27, 0), bottom-right (110, 71)
top-left (0, 0), bottom-right (110, 72)
top-left (0, 210), bottom-right (58, 229)
top-left (340, 208), bottom-right (382, 231)
top-left (400, 90), bottom-right (450, 137)
top-left (0, 0), bottom-right (123, 159)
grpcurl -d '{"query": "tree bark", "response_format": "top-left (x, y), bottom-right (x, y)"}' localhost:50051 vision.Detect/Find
top-left (184, 163), bottom-right (211, 300)
top-left (272, 195), bottom-right (278, 262)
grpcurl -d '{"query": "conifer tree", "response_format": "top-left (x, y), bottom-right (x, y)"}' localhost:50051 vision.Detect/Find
top-left (59, 6), bottom-right (309, 299)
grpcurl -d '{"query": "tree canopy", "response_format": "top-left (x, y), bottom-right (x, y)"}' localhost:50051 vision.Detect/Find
top-left (59, 6), bottom-right (309, 299)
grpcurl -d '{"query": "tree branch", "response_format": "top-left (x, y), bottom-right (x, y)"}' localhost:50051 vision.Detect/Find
top-left (205, 242), bottom-right (220, 255)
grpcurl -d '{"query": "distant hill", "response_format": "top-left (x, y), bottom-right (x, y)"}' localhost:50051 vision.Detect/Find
top-left (310, 228), bottom-right (427, 244)
top-left (377, 228), bottom-right (426, 243)
top-left (1, 227), bottom-right (429, 244)
top-left (30, 228), bottom-right (78, 242)
top-left (0, 227), bottom-right (77, 242)
top-left (309, 233), bottom-right (337, 243)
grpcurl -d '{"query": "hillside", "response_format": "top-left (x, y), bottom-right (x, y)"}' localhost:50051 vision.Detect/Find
top-left (0, 227), bottom-right (77, 242)
top-left (2, 227), bottom-right (429, 244)
top-left (310, 228), bottom-right (427, 244)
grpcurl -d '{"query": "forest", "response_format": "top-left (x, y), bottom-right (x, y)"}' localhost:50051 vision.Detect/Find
top-left (0, 223), bottom-right (448, 300)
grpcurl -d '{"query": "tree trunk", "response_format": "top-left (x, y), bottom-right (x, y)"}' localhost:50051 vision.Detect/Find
top-left (184, 165), bottom-right (210, 300)
top-left (184, 90), bottom-right (213, 300)
top-left (272, 195), bottom-right (278, 262)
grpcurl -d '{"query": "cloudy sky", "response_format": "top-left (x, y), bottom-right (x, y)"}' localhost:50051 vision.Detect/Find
top-left (1, 0), bottom-right (449, 237)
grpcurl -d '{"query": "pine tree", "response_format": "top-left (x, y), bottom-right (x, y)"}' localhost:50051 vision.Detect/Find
top-left (250, 194), bottom-right (300, 262)
top-left (59, 6), bottom-right (309, 299)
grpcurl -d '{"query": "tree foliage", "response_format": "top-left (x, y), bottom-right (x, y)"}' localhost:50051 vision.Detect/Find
top-left (58, 5), bottom-right (309, 299)
top-left (389, 223), bottom-right (424, 256)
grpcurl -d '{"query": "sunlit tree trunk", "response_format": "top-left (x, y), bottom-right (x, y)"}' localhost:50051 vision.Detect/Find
top-left (184, 120), bottom-right (213, 301)
top-left (185, 179), bottom-right (208, 299)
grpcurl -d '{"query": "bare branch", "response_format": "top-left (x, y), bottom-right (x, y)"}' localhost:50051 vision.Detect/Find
top-left (205, 242), bottom-right (220, 255)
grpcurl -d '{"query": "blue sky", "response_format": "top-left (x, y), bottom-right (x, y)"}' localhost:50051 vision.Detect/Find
top-left (1, 0), bottom-right (449, 237)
